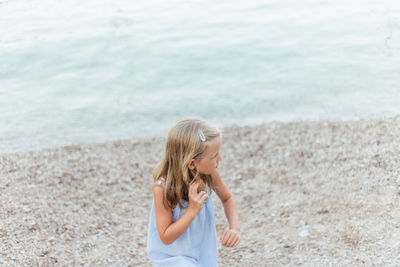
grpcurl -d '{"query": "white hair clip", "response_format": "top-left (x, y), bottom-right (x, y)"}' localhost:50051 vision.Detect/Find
top-left (198, 129), bottom-right (206, 142)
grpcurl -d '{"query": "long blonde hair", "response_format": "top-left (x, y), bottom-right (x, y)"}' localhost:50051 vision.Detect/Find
top-left (153, 118), bottom-right (221, 209)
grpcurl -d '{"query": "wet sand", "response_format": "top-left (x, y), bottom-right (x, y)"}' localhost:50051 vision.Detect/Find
top-left (1, 117), bottom-right (399, 266)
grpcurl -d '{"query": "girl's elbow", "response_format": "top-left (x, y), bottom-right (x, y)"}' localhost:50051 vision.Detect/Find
top-left (160, 237), bottom-right (173, 245)
top-left (157, 225), bottom-right (175, 245)
top-left (222, 195), bottom-right (233, 205)
top-left (159, 233), bottom-right (174, 245)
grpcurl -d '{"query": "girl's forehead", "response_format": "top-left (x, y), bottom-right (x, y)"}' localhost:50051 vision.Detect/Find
top-left (204, 137), bottom-right (222, 153)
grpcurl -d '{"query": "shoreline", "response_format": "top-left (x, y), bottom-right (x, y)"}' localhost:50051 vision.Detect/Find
top-left (2, 114), bottom-right (398, 156)
top-left (2, 116), bottom-right (400, 265)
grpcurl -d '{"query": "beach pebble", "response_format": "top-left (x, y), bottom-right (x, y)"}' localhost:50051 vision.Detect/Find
top-left (298, 226), bottom-right (312, 237)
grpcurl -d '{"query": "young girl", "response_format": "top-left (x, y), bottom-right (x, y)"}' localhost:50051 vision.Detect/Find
top-left (147, 118), bottom-right (240, 267)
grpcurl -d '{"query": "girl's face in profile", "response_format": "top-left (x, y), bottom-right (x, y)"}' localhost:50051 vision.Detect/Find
top-left (196, 137), bottom-right (222, 175)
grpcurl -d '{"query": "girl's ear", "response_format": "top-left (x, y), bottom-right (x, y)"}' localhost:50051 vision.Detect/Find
top-left (188, 159), bottom-right (196, 170)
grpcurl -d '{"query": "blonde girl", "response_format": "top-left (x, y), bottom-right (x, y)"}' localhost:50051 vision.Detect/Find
top-left (147, 118), bottom-right (240, 267)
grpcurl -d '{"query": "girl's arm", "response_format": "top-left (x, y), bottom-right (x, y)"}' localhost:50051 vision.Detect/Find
top-left (213, 170), bottom-right (241, 247)
top-left (153, 181), bottom-right (207, 245)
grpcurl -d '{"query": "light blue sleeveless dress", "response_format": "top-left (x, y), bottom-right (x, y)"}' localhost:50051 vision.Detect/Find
top-left (147, 181), bottom-right (218, 267)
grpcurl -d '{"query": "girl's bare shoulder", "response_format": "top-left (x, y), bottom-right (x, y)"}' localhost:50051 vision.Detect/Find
top-left (152, 177), bottom-right (166, 191)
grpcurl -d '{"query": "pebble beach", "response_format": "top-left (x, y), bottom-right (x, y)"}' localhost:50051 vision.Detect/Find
top-left (1, 117), bottom-right (400, 266)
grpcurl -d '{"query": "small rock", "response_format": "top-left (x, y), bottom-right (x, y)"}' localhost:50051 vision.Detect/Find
top-left (298, 226), bottom-right (313, 237)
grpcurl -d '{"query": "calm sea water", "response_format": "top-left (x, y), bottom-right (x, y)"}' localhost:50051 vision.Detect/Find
top-left (1, 0), bottom-right (399, 152)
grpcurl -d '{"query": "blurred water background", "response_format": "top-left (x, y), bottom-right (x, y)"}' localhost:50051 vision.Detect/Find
top-left (1, 0), bottom-right (399, 152)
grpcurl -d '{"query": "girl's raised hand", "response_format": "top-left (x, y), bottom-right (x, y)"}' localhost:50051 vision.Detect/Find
top-left (187, 180), bottom-right (208, 215)
top-left (220, 229), bottom-right (240, 248)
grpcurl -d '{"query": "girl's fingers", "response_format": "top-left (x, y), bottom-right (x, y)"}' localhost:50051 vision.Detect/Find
top-left (221, 232), bottom-right (230, 246)
top-left (232, 233), bottom-right (240, 247)
top-left (229, 234), bottom-right (239, 247)
top-left (221, 230), bottom-right (240, 247)
top-left (226, 232), bottom-right (235, 247)
top-left (231, 235), bottom-right (240, 247)
top-left (189, 181), bottom-right (199, 195)
top-left (233, 236), bottom-right (240, 247)
top-left (199, 192), bottom-right (208, 202)
top-left (220, 231), bottom-right (226, 243)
